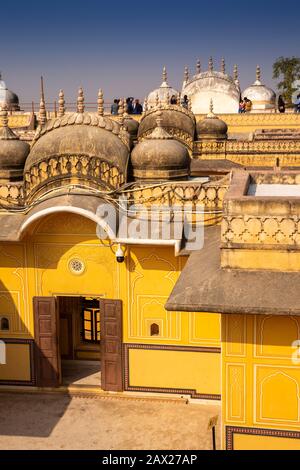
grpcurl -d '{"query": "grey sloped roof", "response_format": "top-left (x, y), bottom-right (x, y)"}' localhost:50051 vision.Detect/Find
top-left (165, 225), bottom-right (300, 315)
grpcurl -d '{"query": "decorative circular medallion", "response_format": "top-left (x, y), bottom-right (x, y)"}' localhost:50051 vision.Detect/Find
top-left (68, 258), bottom-right (85, 275)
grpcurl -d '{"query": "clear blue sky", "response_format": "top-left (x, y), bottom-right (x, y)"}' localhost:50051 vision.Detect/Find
top-left (1, 0), bottom-right (299, 103)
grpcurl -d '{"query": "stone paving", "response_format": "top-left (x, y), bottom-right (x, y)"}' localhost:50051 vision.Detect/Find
top-left (0, 392), bottom-right (221, 450)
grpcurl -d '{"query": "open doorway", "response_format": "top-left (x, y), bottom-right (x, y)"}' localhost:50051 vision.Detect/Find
top-left (33, 296), bottom-right (123, 391)
top-left (58, 296), bottom-right (101, 387)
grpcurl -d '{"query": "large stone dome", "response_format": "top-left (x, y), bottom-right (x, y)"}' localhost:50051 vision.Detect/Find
top-left (24, 112), bottom-right (130, 201)
top-left (0, 105), bottom-right (29, 182)
top-left (138, 104), bottom-right (195, 152)
top-left (146, 67), bottom-right (179, 108)
top-left (0, 74), bottom-right (20, 111)
top-left (242, 66), bottom-right (276, 112)
top-left (131, 112), bottom-right (189, 180)
top-left (181, 58), bottom-right (240, 114)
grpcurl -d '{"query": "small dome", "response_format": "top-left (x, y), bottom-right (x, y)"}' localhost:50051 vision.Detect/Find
top-left (138, 104), bottom-right (195, 152)
top-left (146, 67), bottom-right (179, 108)
top-left (197, 100), bottom-right (228, 140)
top-left (131, 112), bottom-right (189, 180)
top-left (0, 105), bottom-right (30, 181)
top-left (0, 74), bottom-right (20, 111)
top-left (242, 66), bottom-right (276, 111)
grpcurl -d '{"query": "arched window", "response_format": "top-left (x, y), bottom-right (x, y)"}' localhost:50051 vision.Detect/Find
top-left (0, 317), bottom-right (9, 331)
top-left (150, 323), bottom-right (159, 336)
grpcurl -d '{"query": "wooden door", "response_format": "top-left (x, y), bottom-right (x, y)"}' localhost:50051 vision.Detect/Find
top-left (100, 299), bottom-right (123, 391)
top-left (58, 296), bottom-right (79, 359)
top-left (33, 296), bottom-right (61, 387)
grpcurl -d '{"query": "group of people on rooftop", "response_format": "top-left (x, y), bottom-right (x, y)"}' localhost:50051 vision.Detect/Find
top-left (269, 95), bottom-right (300, 113)
top-left (238, 97), bottom-right (252, 113)
top-left (110, 92), bottom-right (300, 116)
top-left (239, 94), bottom-right (300, 114)
top-left (110, 94), bottom-right (190, 115)
top-left (111, 98), bottom-right (143, 115)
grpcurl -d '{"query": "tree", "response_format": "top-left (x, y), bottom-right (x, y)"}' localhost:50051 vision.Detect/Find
top-left (273, 56), bottom-right (300, 106)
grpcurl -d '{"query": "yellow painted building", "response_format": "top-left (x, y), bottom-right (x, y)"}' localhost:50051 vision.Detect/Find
top-left (2, 80), bottom-right (300, 450)
top-left (0, 212), bottom-right (221, 397)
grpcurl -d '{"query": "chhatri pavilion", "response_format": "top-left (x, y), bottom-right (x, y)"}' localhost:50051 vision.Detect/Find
top-left (1, 58), bottom-right (300, 450)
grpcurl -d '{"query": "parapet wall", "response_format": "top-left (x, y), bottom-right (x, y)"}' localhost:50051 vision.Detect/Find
top-left (221, 170), bottom-right (300, 270)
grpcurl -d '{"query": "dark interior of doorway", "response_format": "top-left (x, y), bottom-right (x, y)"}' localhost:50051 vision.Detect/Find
top-left (58, 296), bottom-right (101, 387)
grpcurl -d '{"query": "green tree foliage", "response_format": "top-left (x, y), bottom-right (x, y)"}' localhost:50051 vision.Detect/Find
top-left (273, 57), bottom-right (300, 106)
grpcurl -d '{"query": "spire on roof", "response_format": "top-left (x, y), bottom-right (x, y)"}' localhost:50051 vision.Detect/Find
top-left (177, 92), bottom-right (181, 106)
top-left (256, 65), bottom-right (261, 82)
top-left (221, 57), bottom-right (225, 74)
top-left (39, 76), bottom-right (47, 126)
top-left (207, 98), bottom-right (215, 117)
top-left (162, 66), bottom-right (167, 83)
top-left (144, 96), bottom-right (148, 112)
top-left (155, 91), bottom-right (160, 107)
top-left (0, 102), bottom-right (19, 139)
top-left (233, 64), bottom-right (238, 81)
top-left (97, 88), bottom-right (104, 116)
top-left (58, 89), bottom-right (65, 117)
top-left (165, 90), bottom-right (170, 105)
top-left (184, 66), bottom-right (189, 83)
top-left (118, 97), bottom-right (124, 125)
top-left (77, 87), bottom-right (85, 113)
top-left (0, 103), bottom-right (8, 128)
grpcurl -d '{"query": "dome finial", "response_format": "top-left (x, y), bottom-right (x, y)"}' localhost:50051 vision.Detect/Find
top-left (118, 98), bottom-right (124, 124)
top-left (233, 64), bottom-right (238, 81)
top-left (196, 59), bottom-right (201, 74)
top-left (256, 65), bottom-right (261, 82)
top-left (184, 66), bottom-right (189, 83)
top-left (155, 91), bottom-right (160, 107)
top-left (144, 96), bottom-right (148, 112)
top-left (58, 89), bottom-right (65, 117)
top-left (39, 76), bottom-right (47, 127)
top-left (221, 57), bottom-right (225, 74)
top-left (146, 110), bottom-right (171, 139)
top-left (166, 90), bottom-right (170, 105)
top-left (207, 98), bottom-right (215, 117)
top-left (208, 57), bottom-right (214, 72)
top-left (77, 87), bottom-right (85, 113)
top-left (156, 110), bottom-right (163, 128)
top-left (177, 92), bottom-right (181, 106)
top-left (123, 97), bottom-right (128, 116)
top-left (97, 89), bottom-right (104, 116)
top-left (162, 66), bottom-right (167, 83)
top-left (0, 102), bottom-right (20, 140)
top-left (0, 103), bottom-right (8, 128)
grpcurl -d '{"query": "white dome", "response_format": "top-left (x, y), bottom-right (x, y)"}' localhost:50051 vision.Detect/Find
top-left (0, 74), bottom-right (20, 111)
top-left (242, 66), bottom-right (276, 111)
top-left (146, 67), bottom-right (179, 108)
top-left (0, 76), bottom-right (7, 104)
top-left (181, 59), bottom-right (240, 114)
